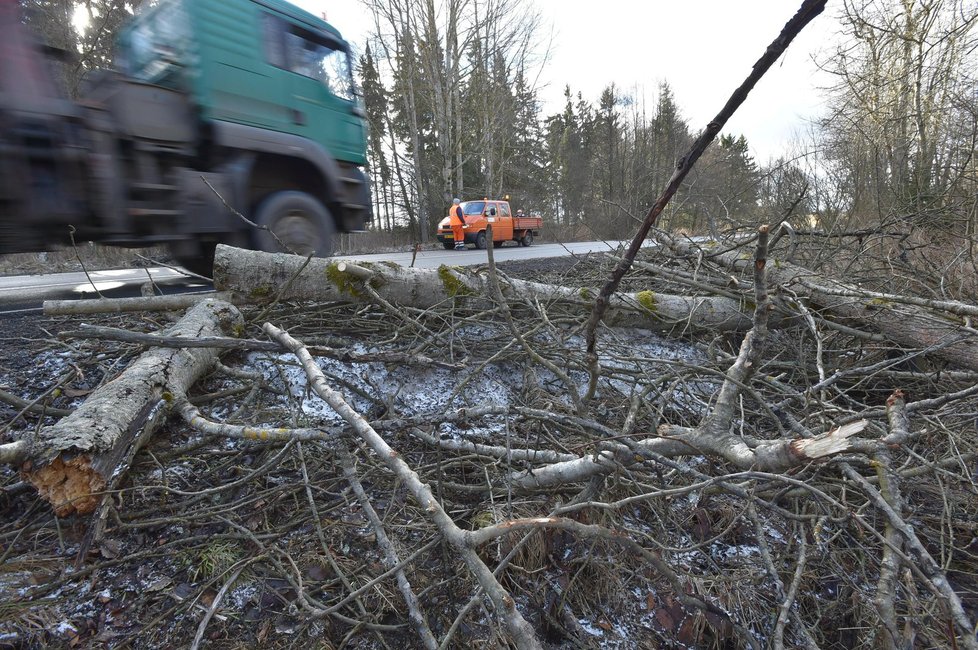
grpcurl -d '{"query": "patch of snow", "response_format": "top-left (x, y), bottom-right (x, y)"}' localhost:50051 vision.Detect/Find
top-left (229, 581), bottom-right (258, 609)
top-left (712, 543), bottom-right (761, 560)
top-left (53, 620), bottom-right (77, 635)
top-left (765, 525), bottom-right (787, 544)
top-left (245, 323), bottom-right (706, 433)
top-left (577, 619), bottom-right (605, 637)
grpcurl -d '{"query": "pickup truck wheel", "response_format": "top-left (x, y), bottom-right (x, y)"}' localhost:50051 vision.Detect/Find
top-left (254, 191), bottom-right (335, 257)
top-left (442, 241), bottom-right (454, 250)
top-left (520, 231), bottom-right (534, 247)
top-left (475, 231), bottom-right (488, 250)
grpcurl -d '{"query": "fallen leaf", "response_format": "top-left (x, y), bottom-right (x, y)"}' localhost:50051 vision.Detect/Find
top-left (99, 539), bottom-right (121, 559)
top-left (678, 616), bottom-right (699, 645)
top-left (306, 564), bottom-right (329, 582)
top-left (257, 619), bottom-right (272, 644)
top-left (199, 589), bottom-right (216, 607)
top-left (655, 607), bottom-right (675, 630)
top-left (145, 577), bottom-right (172, 592)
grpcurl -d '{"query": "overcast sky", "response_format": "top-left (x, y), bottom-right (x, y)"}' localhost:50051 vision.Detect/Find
top-left (294, 0), bottom-right (842, 163)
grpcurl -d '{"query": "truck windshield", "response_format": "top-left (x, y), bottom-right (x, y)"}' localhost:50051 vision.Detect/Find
top-left (121, 0), bottom-right (190, 82)
top-left (286, 31), bottom-right (354, 101)
top-left (460, 201), bottom-right (485, 216)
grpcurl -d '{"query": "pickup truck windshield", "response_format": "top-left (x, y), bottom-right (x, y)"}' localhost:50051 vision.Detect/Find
top-left (460, 201), bottom-right (485, 216)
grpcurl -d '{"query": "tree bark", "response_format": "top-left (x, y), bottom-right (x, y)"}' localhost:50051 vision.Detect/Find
top-left (19, 299), bottom-right (243, 516)
top-left (43, 292), bottom-right (233, 316)
top-left (665, 234), bottom-right (978, 373)
top-left (212, 245), bottom-right (756, 332)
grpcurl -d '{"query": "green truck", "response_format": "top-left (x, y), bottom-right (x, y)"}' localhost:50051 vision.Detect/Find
top-left (0, 0), bottom-right (371, 273)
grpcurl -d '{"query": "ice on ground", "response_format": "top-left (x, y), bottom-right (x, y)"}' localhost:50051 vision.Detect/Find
top-left (247, 325), bottom-right (707, 441)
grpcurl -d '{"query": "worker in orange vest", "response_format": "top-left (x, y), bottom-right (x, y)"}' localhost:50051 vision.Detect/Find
top-left (449, 198), bottom-right (466, 250)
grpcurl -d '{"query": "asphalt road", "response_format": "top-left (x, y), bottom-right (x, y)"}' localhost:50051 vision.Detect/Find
top-left (0, 240), bottom-right (633, 311)
top-left (0, 266), bottom-right (209, 312)
top-left (334, 240), bottom-right (631, 268)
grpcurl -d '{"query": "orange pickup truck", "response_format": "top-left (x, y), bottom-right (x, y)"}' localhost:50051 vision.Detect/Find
top-left (436, 199), bottom-right (542, 249)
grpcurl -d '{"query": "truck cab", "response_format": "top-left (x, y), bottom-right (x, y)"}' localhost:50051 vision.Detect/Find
top-left (437, 199), bottom-right (542, 250)
top-left (0, 0), bottom-right (372, 274)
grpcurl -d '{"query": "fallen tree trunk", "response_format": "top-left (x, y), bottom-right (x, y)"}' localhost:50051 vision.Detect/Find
top-left (661, 234), bottom-right (978, 373)
top-left (214, 241), bottom-right (978, 375)
top-left (18, 299), bottom-right (243, 516)
top-left (212, 245), bottom-right (759, 332)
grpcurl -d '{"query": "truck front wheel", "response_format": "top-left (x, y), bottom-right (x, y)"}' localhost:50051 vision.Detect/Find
top-left (253, 191), bottom-right (335, 257)
top-left (475, 231), bottom-right (488, 250)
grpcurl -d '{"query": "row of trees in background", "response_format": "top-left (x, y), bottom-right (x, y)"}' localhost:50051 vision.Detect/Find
top-left (360, 0), bottom-right (978, 245)
top-left (359, 0), bottom-right (769, 241)
top-left (818, 0), bottom-right (978, 237)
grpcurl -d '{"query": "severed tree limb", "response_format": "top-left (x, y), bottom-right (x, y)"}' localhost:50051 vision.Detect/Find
top-left (15, 299), bottom-right (244, 516)
top-left (698, 224), bottom-right (773, 438)
top-left (772, 530), bottom-right (814, 650)
top-left (874, 390), bottom-right (910, 649)
top-left (74, 395), bottom-right (167, 566)
top-left (0, 440), bottom-right (28, 464)
top-left (174, 397), bottom-right (343, 446)
top-left (408, 426), bottom-right (578, 465)
top-left (43, 292), bottom-right (234, 316)
top-left (59, 323), bottom-right (460, 369)
top-left (508, 419), bottom-right (868, 490)
top-left (338, 447), bottom-right (438, 650)
top-left (263, 321), bottom-right (543, 649)
top-left (792, 280), bottom-right (978, 319)
top-left (0, 387), bottom-right (73, 418)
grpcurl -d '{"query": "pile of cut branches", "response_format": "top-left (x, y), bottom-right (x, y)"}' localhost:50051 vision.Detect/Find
top-left (2, 228), bottom-right (977, 648)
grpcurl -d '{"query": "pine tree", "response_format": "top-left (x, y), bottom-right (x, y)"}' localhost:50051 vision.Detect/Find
top-left (358, 46), bottom-right (393, 231)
